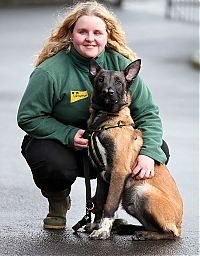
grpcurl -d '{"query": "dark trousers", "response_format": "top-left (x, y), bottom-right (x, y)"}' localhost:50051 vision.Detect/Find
top-left (21, 135), bottom-right (170, 192)
top-left (21, 135), bottom-right (97, 192)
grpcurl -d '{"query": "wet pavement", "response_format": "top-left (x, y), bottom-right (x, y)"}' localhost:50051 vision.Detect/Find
top-left (0, 0), bottom-right (199, 255)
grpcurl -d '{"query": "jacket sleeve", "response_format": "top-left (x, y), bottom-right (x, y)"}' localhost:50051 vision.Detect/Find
top-left (129, 75), bottom-right (167, 164)
top-left (17, 68), bottom-right (79, 147)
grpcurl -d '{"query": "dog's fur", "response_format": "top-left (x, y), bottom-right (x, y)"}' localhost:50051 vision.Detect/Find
top-left (86, 59), bottom-right (183, 240)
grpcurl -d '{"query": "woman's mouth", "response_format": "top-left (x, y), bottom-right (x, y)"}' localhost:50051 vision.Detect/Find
top-left (84, 45), bottom-right (96, 48)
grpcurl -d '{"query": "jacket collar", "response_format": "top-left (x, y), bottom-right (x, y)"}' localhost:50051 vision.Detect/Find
top-left (67, 44), bottom-right (105, 72)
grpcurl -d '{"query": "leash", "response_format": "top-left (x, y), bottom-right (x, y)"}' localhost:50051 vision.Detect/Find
top-left (72, 132), bottom-right (94, 232)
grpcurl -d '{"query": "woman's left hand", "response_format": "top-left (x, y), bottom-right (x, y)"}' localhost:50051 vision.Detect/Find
top-left (131, 155), bottom-right (155, 180)
top-left (74, 129), bottom-right (88, 150)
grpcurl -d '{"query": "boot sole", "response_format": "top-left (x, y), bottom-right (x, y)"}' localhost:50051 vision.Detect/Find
top-left (43, 224), bottom-right (66, 229)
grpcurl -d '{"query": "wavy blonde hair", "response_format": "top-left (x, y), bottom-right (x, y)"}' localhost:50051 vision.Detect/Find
top-left (34, 0), bottom-right (137, 66)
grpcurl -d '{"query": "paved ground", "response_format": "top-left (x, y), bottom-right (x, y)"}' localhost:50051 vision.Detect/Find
top-left (0, 0), bottom-right (199, 255)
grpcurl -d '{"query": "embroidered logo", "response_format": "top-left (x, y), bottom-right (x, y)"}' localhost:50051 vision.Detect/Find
top-left (70, 90), bottom-right (88, 103)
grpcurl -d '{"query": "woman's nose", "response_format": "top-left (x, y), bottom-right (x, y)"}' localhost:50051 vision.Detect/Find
top-left (86, 32), bottom-right (94, 41)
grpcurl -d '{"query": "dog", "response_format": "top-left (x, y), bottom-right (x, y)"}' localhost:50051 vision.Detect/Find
top-left (86, 59), bottom-right (183, 240)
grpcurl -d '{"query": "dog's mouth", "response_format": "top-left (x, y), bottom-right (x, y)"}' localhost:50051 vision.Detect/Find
top-left (92, 95), bottom-right (124, 113)
top-left (104, 101), bottom-right (118, 112)
top-left (104, 97), bottom-right (118, 105)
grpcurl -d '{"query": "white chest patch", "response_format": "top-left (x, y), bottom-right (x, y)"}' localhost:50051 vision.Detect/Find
top-left (95, 136), bottom-right (108, 169)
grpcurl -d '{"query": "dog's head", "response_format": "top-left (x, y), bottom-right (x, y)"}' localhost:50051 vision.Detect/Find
top-left (89, 59), bottom-right (141, 113)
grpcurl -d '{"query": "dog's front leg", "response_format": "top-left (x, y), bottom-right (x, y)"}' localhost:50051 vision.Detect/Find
top-left (86, 174), bottom-right (109, 233)
top-left (90, 170), bottom-right (127, 239)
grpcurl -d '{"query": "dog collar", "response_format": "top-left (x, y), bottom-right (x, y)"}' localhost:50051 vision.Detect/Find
top-left (89, 120), bottom-right (132, 133)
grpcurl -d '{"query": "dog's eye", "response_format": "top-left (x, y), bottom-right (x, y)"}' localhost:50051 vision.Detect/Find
top-left (98, 77), bottom-right (104, 83)
top-left (115, 79), bottom-right (122, 86)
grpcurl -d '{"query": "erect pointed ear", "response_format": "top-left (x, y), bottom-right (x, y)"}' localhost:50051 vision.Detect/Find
top-left (89, 59), bottom-right (102, 82)
top-left (124, 59), bottom-right (141, 84)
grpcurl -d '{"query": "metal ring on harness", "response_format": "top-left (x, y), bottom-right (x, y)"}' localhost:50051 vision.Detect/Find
top-left (86, 202), bottom-right (94, 211)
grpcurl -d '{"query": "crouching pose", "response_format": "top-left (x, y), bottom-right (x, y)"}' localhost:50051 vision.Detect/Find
top-left (17, 1), bottom-right (172, 230)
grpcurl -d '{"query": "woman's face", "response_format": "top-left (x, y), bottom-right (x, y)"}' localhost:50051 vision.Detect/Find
top-left (71, 15), bottom-right (108, 58)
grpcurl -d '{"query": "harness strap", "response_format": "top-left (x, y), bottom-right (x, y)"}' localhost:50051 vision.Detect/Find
top-left (88, 121), bottom-right (134, 170)
top-left (89, 132), bottom-right (105, 169)
top-left (90, 120), bottom-right (127, 132)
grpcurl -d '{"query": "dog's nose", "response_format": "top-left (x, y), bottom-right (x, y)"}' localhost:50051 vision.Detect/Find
top-left (103, 87), bottom-right (114, 96)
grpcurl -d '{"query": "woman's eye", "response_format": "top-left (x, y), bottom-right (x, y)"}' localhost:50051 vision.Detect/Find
top-left (79, 30), bottom-right (87, 34)
top-left (94, 31), bottom-right (101, 35)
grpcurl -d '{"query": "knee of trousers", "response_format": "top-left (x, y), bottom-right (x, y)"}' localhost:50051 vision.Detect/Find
top-left (21, 137), bottom-right (79, 191)
top-left (31, 158), bottom-right (78, 191)
top-left (31, 160), bottom-right (78, 192)
top-left (161, 140), bottom-right (170, 164)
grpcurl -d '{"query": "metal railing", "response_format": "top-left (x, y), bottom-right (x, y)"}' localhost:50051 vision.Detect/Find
top-left (165, 0), bottom-right (199, 23)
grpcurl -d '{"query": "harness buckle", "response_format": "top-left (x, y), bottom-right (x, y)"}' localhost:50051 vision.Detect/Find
top-left (118, 120), bottom-right (125, 128)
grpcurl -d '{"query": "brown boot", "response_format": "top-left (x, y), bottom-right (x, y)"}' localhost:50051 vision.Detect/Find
top-left (42, 189), bottom-right (71, 229)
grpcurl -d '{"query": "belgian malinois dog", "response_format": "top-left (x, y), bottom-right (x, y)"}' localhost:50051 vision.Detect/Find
top-left (86, 59), bottom-right (183, 240)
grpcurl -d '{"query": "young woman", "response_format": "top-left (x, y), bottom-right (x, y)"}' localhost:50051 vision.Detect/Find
top-left (17, 1), bottom-right (169, 230)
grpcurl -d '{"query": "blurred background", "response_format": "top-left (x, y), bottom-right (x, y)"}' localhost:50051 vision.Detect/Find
top-left (0, 0), bottom-right (199, 255)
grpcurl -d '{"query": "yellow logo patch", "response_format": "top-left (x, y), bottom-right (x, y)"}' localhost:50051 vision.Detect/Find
top-left (70, 90), bottom-right (88, 103)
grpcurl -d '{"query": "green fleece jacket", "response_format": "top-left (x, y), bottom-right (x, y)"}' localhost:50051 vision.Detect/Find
top-left (17, 46), bottom-right (167, 163)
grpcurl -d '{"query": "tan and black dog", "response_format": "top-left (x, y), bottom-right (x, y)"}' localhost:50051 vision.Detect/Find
top-left (86, 59), bottom-right (183, 240)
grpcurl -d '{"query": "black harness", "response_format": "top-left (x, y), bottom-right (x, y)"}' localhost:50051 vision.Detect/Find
top-left (88, 120), bottom-right (129, 171)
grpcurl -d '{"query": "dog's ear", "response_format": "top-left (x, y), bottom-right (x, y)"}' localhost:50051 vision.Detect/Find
top-left (124, 59), bottom-right (141, 85)
top-left (89, 60), bottom-right (102, 83)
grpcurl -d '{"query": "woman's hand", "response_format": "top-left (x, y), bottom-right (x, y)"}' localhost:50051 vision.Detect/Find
top-left (131, 155), bottom-right (155, 180)
top-left (74, 129), bottom-right (88, 150)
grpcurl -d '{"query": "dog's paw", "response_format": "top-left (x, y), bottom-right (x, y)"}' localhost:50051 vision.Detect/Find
top-left (85, 222), bottom-right (100, 233)
top-left (89, 228), bottom-right (111, 240)
top-left (132, 231), bottom-right (146, 241)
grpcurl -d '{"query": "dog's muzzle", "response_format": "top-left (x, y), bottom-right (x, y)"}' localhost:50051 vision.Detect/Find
top-left (102, 87), bottom-right (117, 103)
top-left (103, 87), bottom-right (114, 96)
top-left (99, 88), bottom-right (119, 112)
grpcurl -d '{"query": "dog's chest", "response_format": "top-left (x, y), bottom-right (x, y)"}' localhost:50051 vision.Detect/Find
top-left (88, 132), bottom-right (107, 169)
top-left (88, 131), bottom-right (114, 182)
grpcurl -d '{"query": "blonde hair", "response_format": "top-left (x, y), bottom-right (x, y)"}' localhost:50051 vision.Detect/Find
top-left (34, 0), bottom-right (137, 66)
